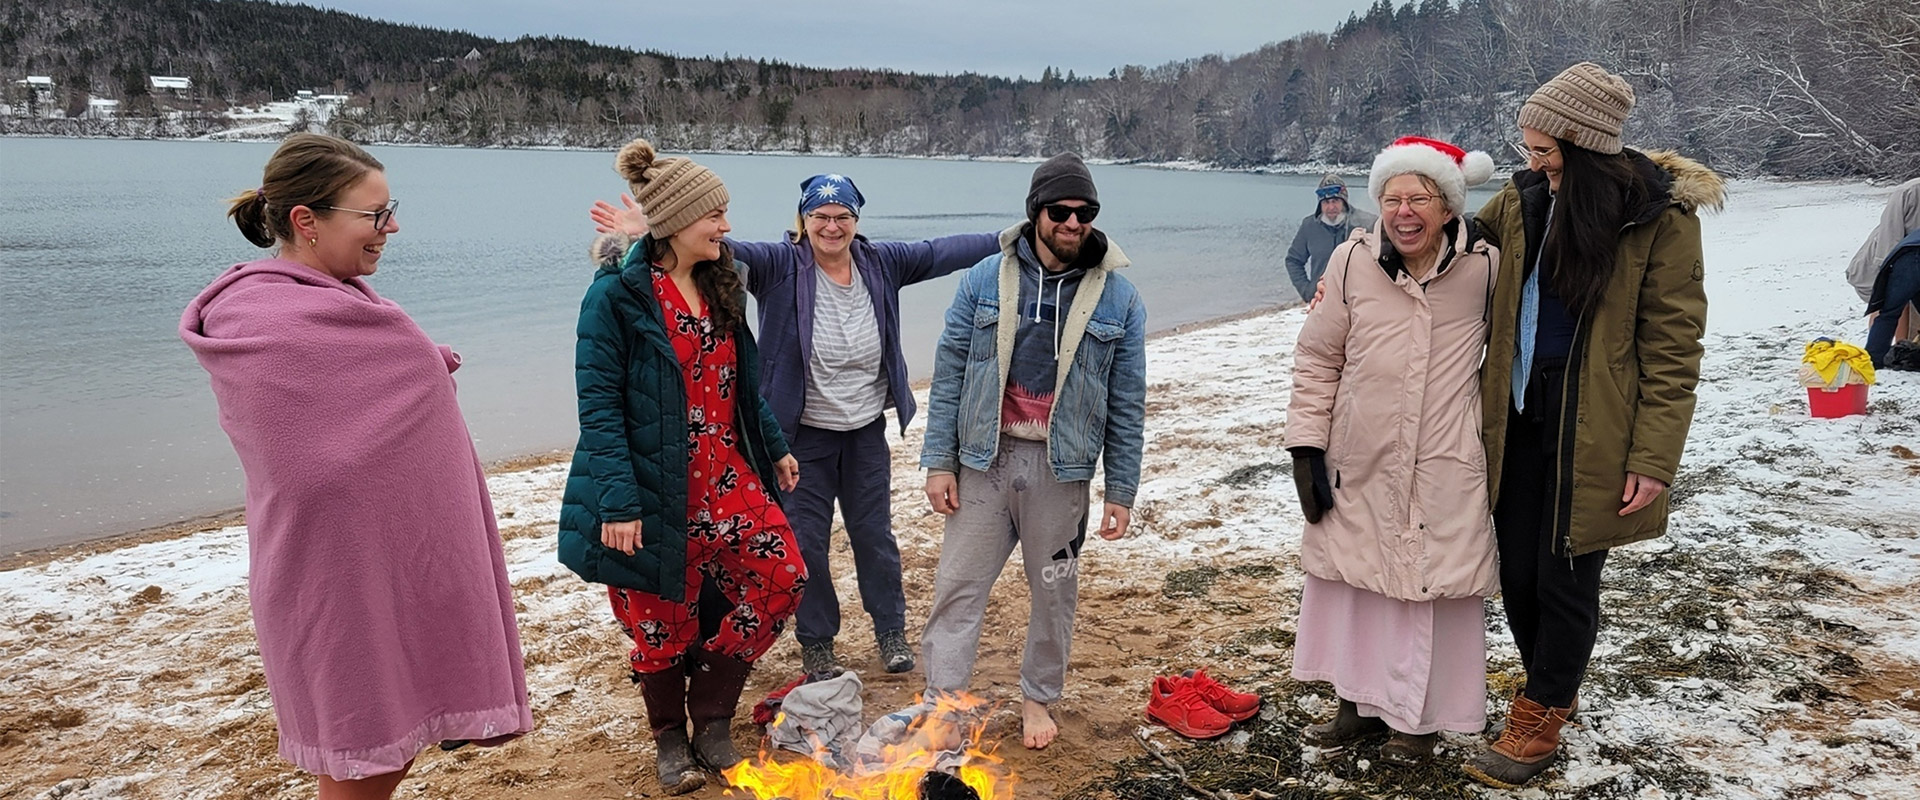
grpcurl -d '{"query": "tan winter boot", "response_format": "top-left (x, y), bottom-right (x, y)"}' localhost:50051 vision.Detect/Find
top-left (1462, 693), bottom-right (1572, 788)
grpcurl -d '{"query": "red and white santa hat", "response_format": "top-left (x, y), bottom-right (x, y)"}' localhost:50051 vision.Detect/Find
top-left (1368, 135), bottom-right (1494, 215)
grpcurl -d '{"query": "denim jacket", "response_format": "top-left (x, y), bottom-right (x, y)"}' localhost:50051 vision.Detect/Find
top-left (921, 224), bottom-right (1147, 506)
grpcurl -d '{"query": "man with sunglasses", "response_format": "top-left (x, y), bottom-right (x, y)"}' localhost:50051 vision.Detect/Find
top-left (919, 152), bottom-right (1147, 750)
top-left (1284, 174), bottom-right (1378, 303)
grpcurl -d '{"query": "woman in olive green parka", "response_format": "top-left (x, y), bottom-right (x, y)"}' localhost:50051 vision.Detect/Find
top-left (1477, 149), bottom-right (1723, 557)
top-left (1463, 62), bottom-right (1724, 790)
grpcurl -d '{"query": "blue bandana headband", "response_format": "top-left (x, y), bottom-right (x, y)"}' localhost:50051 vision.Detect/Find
top-left (799, 173), bottom-right (865, 218)
top-left (1315, 184), bottom-right (1347, 201)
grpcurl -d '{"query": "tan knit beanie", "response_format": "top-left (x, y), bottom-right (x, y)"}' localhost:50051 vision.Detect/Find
top-left (613, 138), bottom-right (729, 238)
top-left (1517, 62), bottom-right (1635, 155)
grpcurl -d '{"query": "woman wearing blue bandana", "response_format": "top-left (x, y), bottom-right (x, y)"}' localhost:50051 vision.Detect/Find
top-left (593, 172), bottom-right (999, 678)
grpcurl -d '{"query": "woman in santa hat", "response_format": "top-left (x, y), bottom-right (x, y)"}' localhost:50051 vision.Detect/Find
top-left (1285, 136), bottom-right (1500, 766)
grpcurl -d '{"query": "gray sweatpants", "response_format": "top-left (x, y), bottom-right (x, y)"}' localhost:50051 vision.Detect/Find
top-left (921, 436), bottom-right (1089, 704)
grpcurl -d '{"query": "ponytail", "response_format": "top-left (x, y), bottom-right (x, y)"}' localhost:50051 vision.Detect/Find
top-left (226, 188), bottom-right (276, 248)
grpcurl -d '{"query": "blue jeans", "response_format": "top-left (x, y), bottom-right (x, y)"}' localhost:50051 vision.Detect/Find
top-left (1866, 251), bottom-right (1920, 368)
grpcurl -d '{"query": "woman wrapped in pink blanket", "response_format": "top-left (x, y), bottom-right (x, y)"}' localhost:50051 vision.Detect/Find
top-left (179, 134), bottom-right (531, 800)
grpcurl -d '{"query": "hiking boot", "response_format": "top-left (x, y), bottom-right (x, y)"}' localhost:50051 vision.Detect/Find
top-left (1462, 693), bottom-right (1573, 789)
top-left (1379, 731), bottom-right (1440, 766)
top-left (1182, 669), bottom-right (1261, 722)
top-left (800, 638), bottom-right (842, 679)
top-left (1145, 675), bottom-right (1234, 739)
top-left (1492, 694), bottom-right (1579, 736)
top-left (1302, 698), bottom-right (1388, 746)
top-left (877, 629), bottom-right (915, 674)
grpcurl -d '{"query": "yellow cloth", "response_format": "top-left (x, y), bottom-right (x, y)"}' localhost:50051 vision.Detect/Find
top-left (1802, 340), bottom-right (1876, 387)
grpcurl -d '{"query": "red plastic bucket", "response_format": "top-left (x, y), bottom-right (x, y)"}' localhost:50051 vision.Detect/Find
top-left (1807, 384), bottom-right (1868, 418)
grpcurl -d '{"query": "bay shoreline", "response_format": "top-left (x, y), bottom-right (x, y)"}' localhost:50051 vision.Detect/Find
top-left (0, 302), bottom-right (1296, 569)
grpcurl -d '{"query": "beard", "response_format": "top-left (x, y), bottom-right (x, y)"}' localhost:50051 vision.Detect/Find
top-left (1039, 227), bottom-right (1083, 265)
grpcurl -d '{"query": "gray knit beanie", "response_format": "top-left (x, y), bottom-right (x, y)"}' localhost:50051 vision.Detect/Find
top-left (1026, 153), bottom-right (1099, 221)
top-left (1517, 62), bottom-right (1636, 155)
top-left (613, 138), bottom-right (730, 238)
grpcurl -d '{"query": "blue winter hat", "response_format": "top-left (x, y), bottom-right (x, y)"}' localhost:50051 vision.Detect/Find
top-left (799, 173), bottom-right (865, 218)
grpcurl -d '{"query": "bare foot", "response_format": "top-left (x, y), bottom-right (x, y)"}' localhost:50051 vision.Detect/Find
top-left (1022, 698), bottom-right (1058, 750)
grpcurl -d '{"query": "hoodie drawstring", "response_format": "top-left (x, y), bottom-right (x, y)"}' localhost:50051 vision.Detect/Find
top-left (1032, 273), bottom-right (1067, 360)
top-left (1052, 278), bottom-right (1063, 360)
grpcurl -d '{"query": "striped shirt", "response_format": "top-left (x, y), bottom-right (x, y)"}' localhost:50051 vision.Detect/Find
top-left (800, 264), bottom-right (888, 430)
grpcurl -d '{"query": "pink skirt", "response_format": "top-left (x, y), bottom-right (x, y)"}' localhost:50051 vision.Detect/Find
top-left (1291, 574), bottom-right (1488, 734)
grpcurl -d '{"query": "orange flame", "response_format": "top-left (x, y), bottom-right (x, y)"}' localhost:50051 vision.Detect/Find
top-left (723, 691), bottom-right (1017, 800)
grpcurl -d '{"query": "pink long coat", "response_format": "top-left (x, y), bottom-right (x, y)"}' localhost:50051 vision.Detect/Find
top-left (1285, 225), bottom-right (1499, 602)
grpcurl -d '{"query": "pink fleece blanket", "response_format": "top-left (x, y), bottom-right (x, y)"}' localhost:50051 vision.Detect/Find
top-left (180, 258), bottom-right (531, 780)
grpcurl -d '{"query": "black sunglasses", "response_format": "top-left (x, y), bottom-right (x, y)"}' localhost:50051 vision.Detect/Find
top-left (1043, 203), bottom-right (1099, 224)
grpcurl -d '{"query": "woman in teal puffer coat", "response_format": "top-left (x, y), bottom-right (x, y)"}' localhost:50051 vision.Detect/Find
top-left (557, 140), bottom-right (802, 795)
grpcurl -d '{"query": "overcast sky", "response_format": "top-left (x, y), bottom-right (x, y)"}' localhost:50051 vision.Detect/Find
top-left (300, 0), bottom-right (1379, 80)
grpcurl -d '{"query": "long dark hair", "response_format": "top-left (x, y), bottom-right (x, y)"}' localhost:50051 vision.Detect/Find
top-left (1542, 139), bottom-right (1647, 315)
top-left (641, 234), bottom-right (747, 334)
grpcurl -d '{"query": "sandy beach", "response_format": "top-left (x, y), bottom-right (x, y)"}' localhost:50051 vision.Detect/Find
top-left (3, 178), bottom-right (1918, 800)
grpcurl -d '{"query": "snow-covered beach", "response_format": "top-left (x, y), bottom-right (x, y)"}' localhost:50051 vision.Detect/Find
top-left (2, 178), bottom-right (1916, 799)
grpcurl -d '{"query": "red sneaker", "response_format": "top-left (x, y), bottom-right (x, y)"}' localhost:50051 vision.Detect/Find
top-left (1146, 675), bottom-right (1234, 739)
top-left (1183, 668), bottom-right (1262, 722)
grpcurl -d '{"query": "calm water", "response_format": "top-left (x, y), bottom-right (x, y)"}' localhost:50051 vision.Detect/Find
top-left (0, 137), bottom-right (1495, 553)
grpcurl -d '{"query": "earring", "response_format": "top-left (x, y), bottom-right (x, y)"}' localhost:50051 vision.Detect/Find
top-left (308, 237), bottom-right (316, 246)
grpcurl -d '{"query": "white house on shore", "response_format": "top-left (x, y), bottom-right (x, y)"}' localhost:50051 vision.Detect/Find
top-left (83, 98), bottom-right (119, 120)
top-left (149, 76), bottom-right (192, 98)
top-left (8, 76), bottom-right (59, 117)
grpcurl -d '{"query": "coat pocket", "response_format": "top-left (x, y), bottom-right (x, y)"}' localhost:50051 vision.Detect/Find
top-left (969, 302), bottom-right (999, 361)
top-left (1076, 319), bottom-right (1125, 373)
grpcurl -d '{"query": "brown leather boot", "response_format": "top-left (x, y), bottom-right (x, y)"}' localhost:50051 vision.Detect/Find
top-left (687, 648), bottom-right (754, 772)
top-left (637, 664), bottom-right (705, 795)
top-left (1303, 698), bottom-right (1389, 746)
top-left (1462, 693), bottom-right (1572, 788)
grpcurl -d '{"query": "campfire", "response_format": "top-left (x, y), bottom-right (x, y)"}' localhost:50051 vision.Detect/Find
top-left (723, 691), bottom-right (1017, 800)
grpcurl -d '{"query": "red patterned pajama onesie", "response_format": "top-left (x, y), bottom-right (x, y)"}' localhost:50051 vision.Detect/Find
top-left (609, 270), bottom-right (807, 673)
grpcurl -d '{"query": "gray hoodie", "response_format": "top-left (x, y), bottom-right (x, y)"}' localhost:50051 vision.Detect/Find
top-left (1001, 232), bottom-right (1091, 441)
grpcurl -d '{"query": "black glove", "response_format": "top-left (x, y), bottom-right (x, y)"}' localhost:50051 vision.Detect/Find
top-left (1288, 447), bottom-right (1333, 523)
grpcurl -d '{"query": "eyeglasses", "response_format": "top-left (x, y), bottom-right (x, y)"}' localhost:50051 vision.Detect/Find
top-left (314, 198), bottom-right (399, 230)
top-left (1508, 141), bottom-right (1559, 162)
top-left (1379, 194), bottom-right (1439, 212)
top-left (1043, 204), bottom-right (1099, 224)
top-left (805, 212), bottom-right (856, 227)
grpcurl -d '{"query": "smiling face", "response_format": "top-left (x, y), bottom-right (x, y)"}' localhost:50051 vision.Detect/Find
top-left (1521, 127), bottom-right (1565, 192)
top-left (1035, 198), bottom-right (1094, 269)
top-left (296, 170), bottom-right (396, 281)
top-left (1379, 173), bottom-right (1454, 265)
top-left (803, 203), bottom-right (857, 260)
top-left (667, 206), bottom-right (731, 266)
